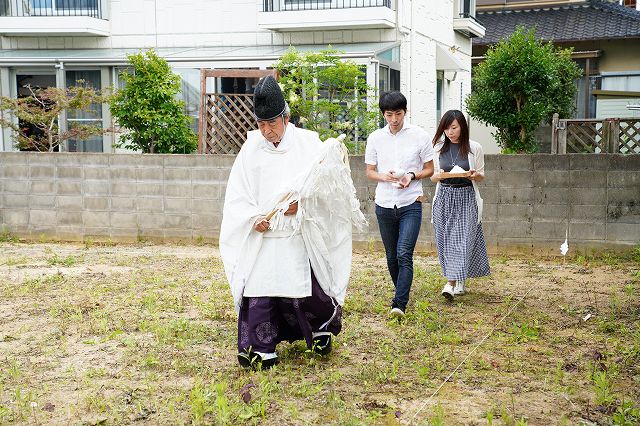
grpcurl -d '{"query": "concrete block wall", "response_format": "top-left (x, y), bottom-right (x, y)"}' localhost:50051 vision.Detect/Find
top-left (0, 152), bottom-right (233, 243)
top-left (1, 152), bottom-right (638, 250)
top-left (350, 154), bottom-right (640, 251)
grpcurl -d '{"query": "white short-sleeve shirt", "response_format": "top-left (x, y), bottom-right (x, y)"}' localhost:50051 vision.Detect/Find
top-left (365, 122), bottom-right (435, 209)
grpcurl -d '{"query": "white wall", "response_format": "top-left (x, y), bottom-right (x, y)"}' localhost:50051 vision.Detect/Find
top-left (1, 0), bottom-right (401, 49)
top-left (0, 0), bottom-right (475, 146)
top-left (469, 117), bottom-right (501, 154)
top-left (398, 0), bottom-right (473, 135)
top-left (596, 98), bottom-right (640, 119)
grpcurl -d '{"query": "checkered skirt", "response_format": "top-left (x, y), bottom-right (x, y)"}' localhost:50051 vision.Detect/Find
top-left (432, 185), bottom-right (490, 281)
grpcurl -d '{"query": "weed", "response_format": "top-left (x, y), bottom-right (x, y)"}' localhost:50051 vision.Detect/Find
top-left (7, 358), bottom-right (22, 380)
top-left (1, 256), bottom-right (29, 266)
top-left (84, 238), bottom-right (96, 249)
top-left (47, 254), bottom-right (79, 266)
top-left (612, 400), bottom-right (640, 425)
top-left (85, 389), bottom-right (111, 413)
top-left (429, 403), bottom-right (445, 426)
top-left (0, 230), bottom-right (19, 243)
top-left (598, 317), bottom-right (624, 334)
top-left (18, 272), bottom-right (64, 296)
top-left (592, 370), bottom-right (617, 409)
top-left (510, 320), bottom-right (540, 343)
top-left (142, 353), bottom-right (161, 369)
top-left (0, 404), bottom-right (10, 423)
top-left (367, 237), bottom-right (376, 253)
top-left (500, 406), bottom-right (514, 425)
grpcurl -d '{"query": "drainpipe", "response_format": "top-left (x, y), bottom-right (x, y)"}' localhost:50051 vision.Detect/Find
top-left (396, 0), bottom-right (412, 116)
top-left (55, 61), bottom-right (67, 152)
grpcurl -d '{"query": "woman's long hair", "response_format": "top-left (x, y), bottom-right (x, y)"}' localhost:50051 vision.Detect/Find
top-left (432, 110), bottom-right (470, 157)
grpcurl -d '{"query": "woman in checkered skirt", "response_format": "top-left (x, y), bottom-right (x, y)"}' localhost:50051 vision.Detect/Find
top-left (430, 110), bottom-right (490, 300)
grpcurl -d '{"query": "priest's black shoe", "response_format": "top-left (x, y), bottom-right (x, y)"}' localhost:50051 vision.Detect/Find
top-left (237, 351), bottom-right (278, 370)
top-left (312, 334), bottom-right (332, 356)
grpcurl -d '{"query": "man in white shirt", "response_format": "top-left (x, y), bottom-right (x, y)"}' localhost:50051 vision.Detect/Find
top-left (220, 75), bottom-right (360, 369)
top-left (365, 91), bottom-right (435, 319)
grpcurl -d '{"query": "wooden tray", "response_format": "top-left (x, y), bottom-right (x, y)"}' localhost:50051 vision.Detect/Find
top-left (440, 171), bottom-right (472, 178)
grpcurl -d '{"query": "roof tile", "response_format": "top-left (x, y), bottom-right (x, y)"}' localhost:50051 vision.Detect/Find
top-left (474, 0), bottom-right (640, 46)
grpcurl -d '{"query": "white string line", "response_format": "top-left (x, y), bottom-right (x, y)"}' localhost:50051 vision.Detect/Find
top-left (408, 286), bottom-right (535, 424)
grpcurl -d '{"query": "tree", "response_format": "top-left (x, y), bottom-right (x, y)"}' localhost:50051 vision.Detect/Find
top-left (466, 26), bottom-right (582, 153)
top-left (0, 83), bottom-right (104, 152)
top-left (110, 50), bottom-right (197, 153)
top-left (274, 47), bottom-right (379, 153)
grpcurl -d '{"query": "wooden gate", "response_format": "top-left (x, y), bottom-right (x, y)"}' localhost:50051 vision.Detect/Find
top-left (551, 114), bottom-right (640, 154)
top-left (198, 69), bottom-right (277, 154)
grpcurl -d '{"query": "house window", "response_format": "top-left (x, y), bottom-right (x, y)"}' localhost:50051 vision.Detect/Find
top-left (66, 70), bottom-right (103, 152)
top-left (173, 68), bottom-right (201, 136)
top-left (15, 72), bottom-right (57, 152)
top-left (28, 0), bottom-right (99, 16)
top-left (379, 65), bottom-right (389, 92)
top-left (436, 71), bottom-right (444, 122)
top-left (390, 69), bottom-right (400, 91)
top-left (458, 0), bottom-right (476, 17)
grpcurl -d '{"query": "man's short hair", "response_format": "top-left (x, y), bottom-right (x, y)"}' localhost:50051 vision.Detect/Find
top-left (379, 91), bottom-right (407, 113)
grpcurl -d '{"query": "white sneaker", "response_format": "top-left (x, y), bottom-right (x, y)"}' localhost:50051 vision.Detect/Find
top-left (453, 280), bottom-right (466, 296)
top-left (390, 307), bottom-right (405, 319)
top-left (441, 283), bottom-right (454, 301)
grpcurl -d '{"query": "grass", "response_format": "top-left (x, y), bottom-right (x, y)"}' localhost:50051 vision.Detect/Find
top-left (0, 242), bottom-right (638, 424)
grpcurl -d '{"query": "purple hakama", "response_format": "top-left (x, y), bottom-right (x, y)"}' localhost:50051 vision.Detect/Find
top-left (237, 271), bottom-right (342, 353)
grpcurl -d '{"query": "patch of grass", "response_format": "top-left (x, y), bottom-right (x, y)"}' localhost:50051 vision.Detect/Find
top-left (0, 230), bottom-right (19, 243)
top-left (612, 400), bottom-right (640, 425)
top-left (1, 256), bottom-right (29, 266)
top-left (6, 272), bottom-right (65, 297)
top-left (47, 253), bottom-right (80, 266)
top-left (572, 246), bottom-right (640, 266)
top-left (429, 403), bottom-right (445, 426)
top-left (509, 320), bottom-right (540, 343)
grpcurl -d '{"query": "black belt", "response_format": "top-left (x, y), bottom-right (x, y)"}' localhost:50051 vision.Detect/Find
top-left (440, 182), bottom-right (472, 188)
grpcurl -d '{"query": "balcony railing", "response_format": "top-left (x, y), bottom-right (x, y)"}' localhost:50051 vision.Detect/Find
top-left (262, 0), bottom-right (392, 12)
top-left (0, 0), bottom-right (104, 18)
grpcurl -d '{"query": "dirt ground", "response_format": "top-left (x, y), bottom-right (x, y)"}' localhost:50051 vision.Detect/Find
top-left (0, 242), bottom-right (638, 425)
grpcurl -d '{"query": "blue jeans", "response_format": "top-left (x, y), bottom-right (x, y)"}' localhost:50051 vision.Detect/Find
top-left (375, 201), bottom-right (422, 311)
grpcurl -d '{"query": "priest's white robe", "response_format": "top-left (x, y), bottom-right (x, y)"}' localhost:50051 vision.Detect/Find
top-left (220, 123), bottom-right (364, 312)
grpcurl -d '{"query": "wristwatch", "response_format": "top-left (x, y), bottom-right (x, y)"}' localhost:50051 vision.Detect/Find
top-left (408, 172), bottom-right (416, 181)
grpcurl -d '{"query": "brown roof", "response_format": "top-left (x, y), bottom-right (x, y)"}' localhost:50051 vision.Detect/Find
top-left (474, 0), bottom-right (640, 46)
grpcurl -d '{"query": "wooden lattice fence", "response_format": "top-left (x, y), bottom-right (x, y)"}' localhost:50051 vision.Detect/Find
top-left (551, 114), bottom-right (640, 154)
top-left (198, 69), bottom-right (277, 154)
top-left (619, 119), bottom-right (640, 154)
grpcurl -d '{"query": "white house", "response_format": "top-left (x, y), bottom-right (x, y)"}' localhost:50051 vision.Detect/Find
top-left (0, 0), bottom-right (484, 152)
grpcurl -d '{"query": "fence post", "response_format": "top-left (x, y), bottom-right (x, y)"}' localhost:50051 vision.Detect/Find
top-left (602, 119), bottom-right (610, 154)
top-left (198, 68), bottom-right (206, 154)
top-left (551, 113), bottom-right (559, 154)
top-left (558, 120), bottom-right (567, 154)
top-left (610, 118), bottom-right (620, 153)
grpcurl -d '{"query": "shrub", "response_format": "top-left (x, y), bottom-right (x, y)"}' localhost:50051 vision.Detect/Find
top-left (466, 26), bottom-right (582, 153)
top-left (110, 50), bottom-right (197, 154)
